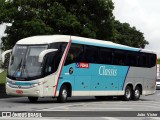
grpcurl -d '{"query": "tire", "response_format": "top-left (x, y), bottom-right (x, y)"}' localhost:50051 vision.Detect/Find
top-left (28, 97), bottom-right (38, 103)
top-left (132, 86), bottom-right (141, 101)
top-left (123, 86), bottom-right (132, 101)
top-left (57, 85), bottom-right (68, 103)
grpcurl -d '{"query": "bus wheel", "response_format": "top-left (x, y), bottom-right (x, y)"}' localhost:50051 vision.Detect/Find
top-left (132, 86), bottom-right (141, 101)
top-left (28, 97), bottom-right (38, 103)
top-left (123, 86), bottom-right (132, 101)
top-left (57, 85), bottom-right (68, 103)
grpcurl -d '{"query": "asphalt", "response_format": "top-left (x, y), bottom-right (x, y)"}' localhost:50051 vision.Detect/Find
top-left (0, 90), bottom-right (160, 120)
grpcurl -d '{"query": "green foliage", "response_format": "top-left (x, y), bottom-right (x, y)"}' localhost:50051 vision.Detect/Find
top-left (158, 59), bottom-right (160, 64)
top-left (0, 0), bottom-right (148, 50)
top-left (112, 20), bottom-right (148, 48)
top-left (0, 70), bottom-right (7, 84)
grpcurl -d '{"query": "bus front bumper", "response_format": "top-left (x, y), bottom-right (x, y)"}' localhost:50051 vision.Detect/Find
top-left (6, 84), bottom-right (43, 97)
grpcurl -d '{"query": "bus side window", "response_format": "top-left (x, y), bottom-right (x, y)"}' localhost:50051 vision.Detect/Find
top-left (82, 46), bottom-right (98, 63)
top-left (113, 51), bottom-right (126, 66)
top-left (138, 54), bottom-right (147, 67)
top-left (99, 48), bottom-right (112, 64)
top-left (151, 54), bottom-right (156, 67)
top-left (44, 52), bottom-right (54, 75)
top-left (127, 53), bottom-right (137, 66)
top-left (148, 54), bottom-right (156, 67)
top-left (64, 44), bottom-right (83, 65)
top-left (44, 47), bottom-right (65, 76)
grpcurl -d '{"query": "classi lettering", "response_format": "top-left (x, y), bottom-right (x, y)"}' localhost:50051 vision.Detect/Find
top-left (99, 66), bottom-right (117, 76)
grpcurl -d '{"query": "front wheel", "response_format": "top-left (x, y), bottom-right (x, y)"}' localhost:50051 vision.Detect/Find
top-left (57, 85), bottom-right (68, 103)
top-left (132, 86), bottom-right (141, 100)
top-left (28, 97), bottom-right (38, 103)
top-left (123, 86), bottom-right (132, 101)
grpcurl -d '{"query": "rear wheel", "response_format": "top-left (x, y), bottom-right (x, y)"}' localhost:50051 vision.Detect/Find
top-left (123, 86), bottom-right (132, 101)
top-left (57, 85), bottom-right (68, 103)
top-left (132, 86), bottom-right (141, 100)
top-left (28, 97), bottom-right (38, 103)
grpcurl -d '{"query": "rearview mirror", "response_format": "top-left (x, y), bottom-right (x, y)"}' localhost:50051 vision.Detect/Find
top-left (2, 49), bottom-right (12, 63)
top-left (38, 49), bottom-right (58, 63)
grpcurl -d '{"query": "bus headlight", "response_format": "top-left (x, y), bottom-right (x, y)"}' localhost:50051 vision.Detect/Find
top-left (32, 84), bottom-right (39, 87)
top-left (32, 82), bottom-right (42, 87)
top-left (36, 90), bottom-right (40, 94)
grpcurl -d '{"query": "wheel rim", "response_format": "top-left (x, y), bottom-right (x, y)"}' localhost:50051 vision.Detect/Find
top-left (62, 89), bottom-right (67, 99)
top-left (126, 89), bottom-right (131, 99)
top-left (135, 89), bottom-right (140, 98)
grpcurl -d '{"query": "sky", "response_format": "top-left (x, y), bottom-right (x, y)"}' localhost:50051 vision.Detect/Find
top-left (0, 0), bottom-right (160, 57)
top-left (113, 0), bottom-right (160, 57)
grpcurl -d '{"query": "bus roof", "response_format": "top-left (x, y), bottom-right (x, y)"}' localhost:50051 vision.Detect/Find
top-left (16, 35), bottom-right (155, 54)
top-left (16, 35), bottom-right (70, 45)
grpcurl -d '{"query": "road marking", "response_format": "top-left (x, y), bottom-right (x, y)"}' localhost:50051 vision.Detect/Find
top-left (115, 102), bottom-right (160, 107)
top-left (87, 102), bottom-right (160, 108)
top-left (102, 104), bottom-right (160, 109)
top-left (101, 117), bottom-right (120, 120)
top-left (47, 107), bottom-right (131, 111)
top-left (93, 101), bottom-right (160, 107)
top-left (37, 103), bottom-right (86, 111)
top-left (149, 118), bottom-right (160, 120)
top-left (37, 100), bottom-right (160, 111)
top-left (71, 107), bottom-right (131, 110)
top-left (131, 101), bottom-right (160, 104)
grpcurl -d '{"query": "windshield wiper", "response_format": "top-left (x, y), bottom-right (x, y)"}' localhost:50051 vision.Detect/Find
top-left (21, 63), bottom-right (30, 78)
top-left (12, 59), bottom-right (22, 77)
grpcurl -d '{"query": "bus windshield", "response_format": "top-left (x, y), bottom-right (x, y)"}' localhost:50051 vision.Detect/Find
top-left (8, 45), bottom-right (48, 80)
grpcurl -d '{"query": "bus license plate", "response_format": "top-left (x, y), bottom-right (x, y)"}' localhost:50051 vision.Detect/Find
top-left (16, 90), bottom-right (23, 94)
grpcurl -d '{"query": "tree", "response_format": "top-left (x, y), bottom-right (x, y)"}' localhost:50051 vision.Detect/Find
top-left (112, 20), bottom-right (148, 48)
top-left (0, 0), bottom-right (148, 50)
top-left (0, 0), bottom-right (114, 50)
top-left (158, 58), bottom-right (160, 64)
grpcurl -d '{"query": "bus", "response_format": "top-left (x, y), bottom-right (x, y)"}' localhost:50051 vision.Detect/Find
top-left (2, 35), bottom-right (157, 103)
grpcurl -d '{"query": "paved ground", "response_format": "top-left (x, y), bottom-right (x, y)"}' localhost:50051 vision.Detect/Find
top-left (0, 90), bottom-right (160, 120)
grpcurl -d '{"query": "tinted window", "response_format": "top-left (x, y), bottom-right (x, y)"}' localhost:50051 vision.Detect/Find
top-left (139, 54), bottom-right (147, 67)
top-left (65, 44), bottom-right (83, 65)
top-left (43, 43), bottom-right (67, 75)
top-left (99, 48), bottom-right (112, 64)
top-left (49, 42), bottom-right (67, 50)
top-left (148, 54), bottom-right (156, 67)
top-left (81, 46), bottom-right (98, 63)
top-left (127, 53), bottom-right (137, 66)
top-left (64, 43), bottom-right (156, 68)
top-left (113, 51), bottom-right (127, 66)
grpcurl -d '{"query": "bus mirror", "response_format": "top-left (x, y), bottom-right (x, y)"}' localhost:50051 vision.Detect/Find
top-left (2, 49), bottom-right (12, 63)
top-left (38, 49), bottom-right (58, 63)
